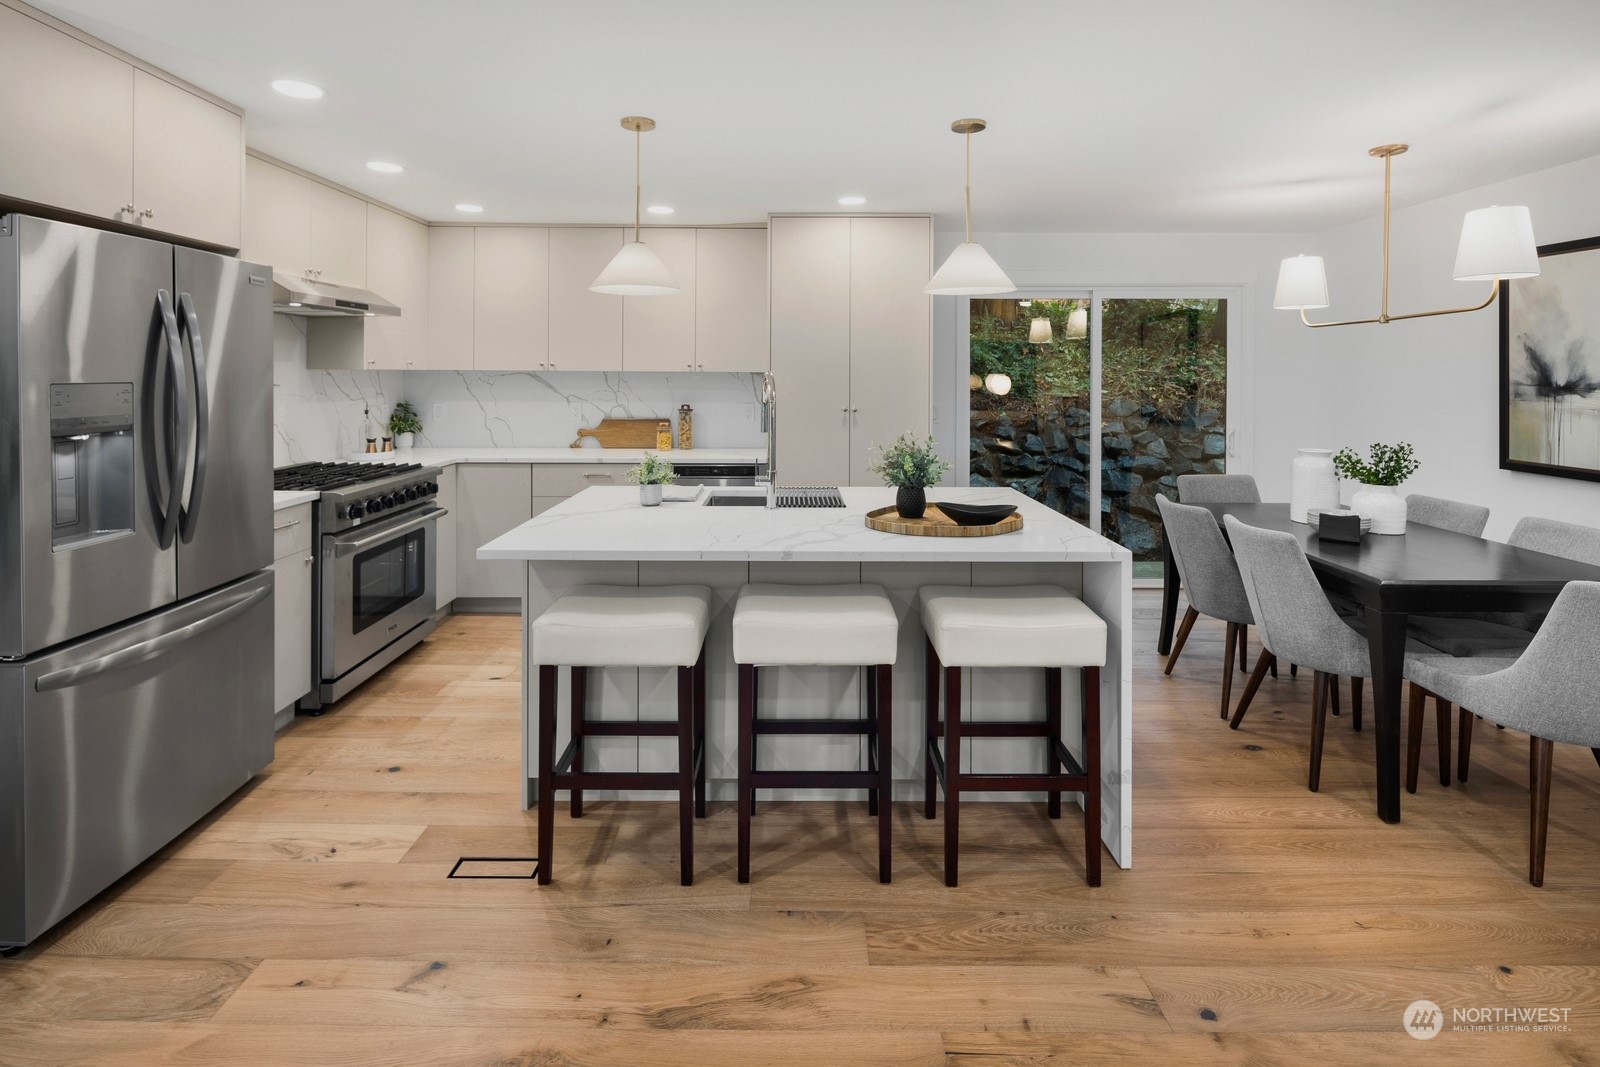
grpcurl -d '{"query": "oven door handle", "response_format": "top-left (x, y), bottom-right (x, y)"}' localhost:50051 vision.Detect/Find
top-left (330, 507), bottom-right (447, 558)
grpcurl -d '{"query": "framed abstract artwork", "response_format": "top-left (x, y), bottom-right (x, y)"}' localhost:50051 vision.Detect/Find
top-left (1500, 235), bottom-right (1600, 482)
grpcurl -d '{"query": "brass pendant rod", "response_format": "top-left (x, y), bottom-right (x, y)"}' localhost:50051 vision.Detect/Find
top-left (964, 130), bottom-right (973, 244)
top-left (1298, 279), bottom-right (1499, 328)
top-left (1380, 149), bottom-right (1392, 323)
top-left (633, 126), bottom-right (642, 243)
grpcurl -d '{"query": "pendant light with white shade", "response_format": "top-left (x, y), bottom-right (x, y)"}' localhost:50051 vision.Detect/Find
top-left (926, 119), bottom-right (1015, 296)
top-left (590, 116), bottom-right (680, 296)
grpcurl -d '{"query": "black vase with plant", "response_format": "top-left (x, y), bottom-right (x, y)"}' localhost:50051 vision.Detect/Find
top-left (870, 432), bottom-right (951, 519)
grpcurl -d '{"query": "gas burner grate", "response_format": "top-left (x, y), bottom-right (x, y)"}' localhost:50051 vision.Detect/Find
top-left (273, 461), bottom-right (423, 491)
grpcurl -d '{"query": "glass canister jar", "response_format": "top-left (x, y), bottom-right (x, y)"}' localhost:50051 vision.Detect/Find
top-left (656, 420), bottom-right (673, 451)
top-left (677, 404), bottom-right (693, 450)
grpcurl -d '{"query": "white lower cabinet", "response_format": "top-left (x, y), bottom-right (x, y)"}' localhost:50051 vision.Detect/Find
top-left (434, 466), bottom-right (458, 607)
top-left (454, 464), bottom-right (533, 602)
top-left (270, 504), bottom-right (314, 721)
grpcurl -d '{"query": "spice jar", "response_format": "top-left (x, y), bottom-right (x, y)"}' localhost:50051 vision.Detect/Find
top-left (656, 420), bottom-right (673, 451)
top-left (677, 404), bottom-right (693, 451)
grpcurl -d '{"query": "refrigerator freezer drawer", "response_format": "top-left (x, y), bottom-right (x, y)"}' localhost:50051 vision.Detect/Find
top-left (0, 570), bottom-right (274, 948)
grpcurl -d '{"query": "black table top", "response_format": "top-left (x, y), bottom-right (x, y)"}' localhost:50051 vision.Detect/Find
top-left (1200, 502), bottom-right (1600, 613)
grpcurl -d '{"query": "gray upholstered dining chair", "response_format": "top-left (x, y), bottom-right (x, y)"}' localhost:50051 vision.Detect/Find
top-left (1175, 474), bottom-right (1260, 505)
top-left (1405, 581), bottom-right (1600, 887)
top-left (1156, 495), bottom-right (1256, 718)
top-left (1405, 493), bottom-right (1490, 537)
top-left (1222, 515), bottom-right (1429, 792)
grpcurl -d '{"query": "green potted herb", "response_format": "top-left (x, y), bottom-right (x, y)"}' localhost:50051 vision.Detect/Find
top-left (869, 432), bottom-right (952, 519)
top-left (388, 401), bottom-right (423, 450)
top-left (1332, 442), bottom-right (1419, 535)
top-left (626, 451), bottom-right (677, 507)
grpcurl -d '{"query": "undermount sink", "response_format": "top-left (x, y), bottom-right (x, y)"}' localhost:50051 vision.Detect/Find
top-left (704, 488), bottom-right (845, 508)
top-left (705, 494), bottom-right (768, 507)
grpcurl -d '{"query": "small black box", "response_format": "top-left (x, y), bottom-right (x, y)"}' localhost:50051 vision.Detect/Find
top-left (1317, 510), bottom-right (1364, 544)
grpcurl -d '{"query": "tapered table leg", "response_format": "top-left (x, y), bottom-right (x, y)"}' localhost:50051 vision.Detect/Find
top-left (1157, 537), bottom-right (1180, 656)
top-left (1364, 606), bottom-right (1409, 824)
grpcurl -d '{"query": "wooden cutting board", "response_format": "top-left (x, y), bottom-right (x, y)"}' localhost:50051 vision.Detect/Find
top-left (865, 504), bottom-right (1023, 537)
top-left (571, 418), bottom-right (666, 449)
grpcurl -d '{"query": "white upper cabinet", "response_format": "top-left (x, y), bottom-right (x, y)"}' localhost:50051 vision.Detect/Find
top-left (695, 228), bottom-right (768, 371)
top-left (131, 70), bottom-right (242, 249)
top-left (847, 216), bottom-right (932, 486)
top-left (622, 228), bottom-right (697, 372)
top-left (363, 204), bottom-right (429, 370)
top-left (548, 227), bottom-right (624, 371)
top-left (0, 5), bottom-right (243, 248)
top-left (308, 180), bottom-right (367, 288)
top-left (427, 227), bottom-right (475, 371)
top-left (474, 227), bottom-right (549, 371)
top-left (243, 157), bottom-right (367, 287)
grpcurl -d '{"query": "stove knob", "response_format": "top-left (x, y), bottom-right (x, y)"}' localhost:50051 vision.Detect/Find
top-left (347, 502), bottom-right (365, 519)
top-left (367, 497), bottom-right (385, 513)
top-left (385, 493), bottom-right (402, 508)
top-left (405, 487), bottom-right (419, 501)
top-left (425, 481), bottom-right (439, 495)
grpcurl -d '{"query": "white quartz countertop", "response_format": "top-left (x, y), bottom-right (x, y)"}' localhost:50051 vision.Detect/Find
top-left (345, 447), bottom-right (766, 467)
top-left (273, 490), bottom-right (320, 510)
top-left (478, 486), bottom-right (1130, 563)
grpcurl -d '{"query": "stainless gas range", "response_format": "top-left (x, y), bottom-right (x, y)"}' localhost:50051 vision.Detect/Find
top-left (273, 461), bottom-right (447, 711)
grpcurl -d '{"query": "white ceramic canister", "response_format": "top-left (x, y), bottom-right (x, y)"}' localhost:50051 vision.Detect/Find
top-left (640, 483), bottom-right (664, 507)
top-left (1290, 448), bottom-right (1339, 523)
top-left (1350, 483), bottom-right (1407, 535)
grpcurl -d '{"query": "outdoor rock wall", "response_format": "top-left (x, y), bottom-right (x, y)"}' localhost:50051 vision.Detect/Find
top-left (970, 399), bottom-right (1225, 559)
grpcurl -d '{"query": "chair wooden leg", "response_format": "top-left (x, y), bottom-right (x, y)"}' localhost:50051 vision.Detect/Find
top-left (1219, 623), bottom-right (1238, 720)
top-left (737, 663), bottom-right (755, 884)
top-left (865, 664), bottom-right (880, 818)
top-left (1269, 656), bottom-right (1278, 680)
top-left (1164, 606), bottom-right (1199, 675)
top-left (1329, 674), bottom-right (1341, 717)
top-left (943, 664), bottom-right (963, 888)
top-left (1290, 662), bottom-right (1298, 678)
top-left (1458, 709), bottom-right (1475, 784)
top-left (1529, 736), bottom-right (1554, 887)
top-left (677, 664), bottom-right (695, 887)
top-left (1083, 665), bottom-right (1103, 888)
top-left (1406, 684), bottom-right (1426, 795)
top-left (1229, 649), bottom-right (1273, 729)
top-left (1238, 623), bottom-right (1249, 672)
top-left (876, 663), bottom-right (893, 884)
top-left (1308, 671), bottom-right (1329, 792)
top-left (537, 665), bottom-right (558, 886)
top-left (924, 638), bottom-right (940, 820)
top-left (1350, 676), bottom-right (1363, 733)
top-left (569, 666), bottom-right (587, 819)
top-left (1592, 748), bottom-right (1600, 771)
top-left (1046, 667), bottom-right (1063, 819)
top-left (1435, 695), bottom-right (1452, 788)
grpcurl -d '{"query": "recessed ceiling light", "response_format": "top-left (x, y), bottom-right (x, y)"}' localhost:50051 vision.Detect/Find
top-left (366, 161), bottom-right (403, 174)
top-left (454, 204), bottom-right (484, 213)
top-left (271, 79), bottom-right (324, 100)
top-left (647, 205), bottom-right (674, 215)
top-left (838, 196), bottom-right (867, 206)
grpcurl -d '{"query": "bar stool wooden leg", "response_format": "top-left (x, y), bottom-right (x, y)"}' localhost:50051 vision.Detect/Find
top-left (1046, 667), bottom-right (1063, 820)
top-left (537, 664), bottom-right (558, 886)
top-left (1082, 664), bottom-right (1102, 888)
top-left (569, 666), bottom-right (587, 819)
top-left (865, 664), bottom-right (880, 818)
top-left (943, 664), bottom-right (963, 888)
top-left (876, 662), bottom-right (893, 884)
top-left (676, 664), bottom-right (695, 887)
top-left (693, 646), bottom-right (708, 819)
top-left (737, 663), bottom-right (755, 884)
top-left (924, 638), bottom-right (940, 820)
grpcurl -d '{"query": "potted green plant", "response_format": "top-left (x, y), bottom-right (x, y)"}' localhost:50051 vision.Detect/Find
top-left (869, 432), bottom-right (951, 519)
top-left (626, 451), bottom-right (677, 507)
top-left (1332, 441), bottom-right (1419, 535)
top-left (388, 401), bottom-right (423, 450)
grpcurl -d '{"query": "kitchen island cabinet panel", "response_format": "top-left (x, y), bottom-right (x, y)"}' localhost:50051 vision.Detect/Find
top-left (454, 464), bottom-right (533, 603)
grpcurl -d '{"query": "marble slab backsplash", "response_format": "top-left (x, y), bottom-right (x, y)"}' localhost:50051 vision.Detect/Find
top-left (271, 316), bottom-right (403, 466)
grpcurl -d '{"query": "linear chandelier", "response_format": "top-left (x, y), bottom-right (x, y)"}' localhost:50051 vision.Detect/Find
top-left (591, 116), bottom-right (680, 296)
top-left (1274, 144), bottom-right (1539, 328)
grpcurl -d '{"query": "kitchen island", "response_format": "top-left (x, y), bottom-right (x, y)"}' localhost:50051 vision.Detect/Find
top-left (479, 486), bottom-right (1135, 866)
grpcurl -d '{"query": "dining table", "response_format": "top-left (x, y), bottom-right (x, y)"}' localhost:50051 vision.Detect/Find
top-left (1156, 502), bottom-right (1600, 823)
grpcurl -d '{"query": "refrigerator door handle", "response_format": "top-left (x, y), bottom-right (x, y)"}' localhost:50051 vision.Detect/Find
top-left (33, 582), bottom-right (271, 693)
top-left (154, 290), bottom-right (190, 550)
top-left (177, 292), bottom-right (210, 544)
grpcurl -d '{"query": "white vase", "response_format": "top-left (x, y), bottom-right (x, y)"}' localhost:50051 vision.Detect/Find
top-left (394, 432), bottom-right (415, 450)
top-left (639, 483), bottom-right (663, 507)
top-left (1289, 448), bottom-right (1339, 523)
top-left (1350, 483), bottom-right (1407, 534)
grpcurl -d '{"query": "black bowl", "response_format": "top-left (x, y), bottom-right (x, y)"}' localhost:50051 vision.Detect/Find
top-left (935, 501), bottom-right (1018, 526)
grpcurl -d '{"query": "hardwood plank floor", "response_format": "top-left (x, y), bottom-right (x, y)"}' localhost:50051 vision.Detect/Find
top-left (3, 599), bottom-right (1598, 1064)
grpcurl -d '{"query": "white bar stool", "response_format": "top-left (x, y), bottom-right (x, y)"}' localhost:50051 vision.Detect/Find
top-left (921, 584), bottom-right (1107, 887)
top-left (532, 585), bottom-right (712, 886)
top-left (732, 583), bottom-right (898, 883)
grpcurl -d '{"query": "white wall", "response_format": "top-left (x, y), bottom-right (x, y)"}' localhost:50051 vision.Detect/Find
top-left (1318, 153), bottom-right (1600, 539)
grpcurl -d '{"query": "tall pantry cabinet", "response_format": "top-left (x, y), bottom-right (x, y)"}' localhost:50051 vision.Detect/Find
top-left (768, 215), bottom-right (931, 487)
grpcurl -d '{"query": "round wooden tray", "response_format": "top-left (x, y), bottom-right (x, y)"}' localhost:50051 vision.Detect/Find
top-left (865, 504), bottom-right (1023, 537)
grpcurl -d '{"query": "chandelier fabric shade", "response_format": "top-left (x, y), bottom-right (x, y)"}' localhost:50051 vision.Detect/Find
top-left (1453, 205), bottom-right (1539, 281)
top-left (1273, 255), bottom-right (1331, 310)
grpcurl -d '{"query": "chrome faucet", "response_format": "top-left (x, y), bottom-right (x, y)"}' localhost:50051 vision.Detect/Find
top-left (760, 372), bottom-right (777, 509)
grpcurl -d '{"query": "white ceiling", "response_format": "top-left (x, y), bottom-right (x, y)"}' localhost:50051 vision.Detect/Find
top-left (31, 0), bottom-right (1600, 232)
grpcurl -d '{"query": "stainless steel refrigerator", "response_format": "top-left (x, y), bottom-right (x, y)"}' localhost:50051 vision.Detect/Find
top-left (0, 215), bottom-right (274, 948)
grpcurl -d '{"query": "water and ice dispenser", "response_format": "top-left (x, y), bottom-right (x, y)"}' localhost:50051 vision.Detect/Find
top-left (48, 382), bottom-right (135, 549)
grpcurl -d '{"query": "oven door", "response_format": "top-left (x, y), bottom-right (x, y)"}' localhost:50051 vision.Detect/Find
top-left (320, 506), bottom-right (444, 683)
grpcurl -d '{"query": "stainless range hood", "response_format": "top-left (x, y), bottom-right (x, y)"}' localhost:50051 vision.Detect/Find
top-left (272, 271), bottom-right (400, 317)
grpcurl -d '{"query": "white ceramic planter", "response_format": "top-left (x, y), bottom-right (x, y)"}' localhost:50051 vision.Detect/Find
top-left (639, 483), bottom-right (663, 507)
top-left (1290, 448), bottom-right (1339, 523)
top-left (394, 432), bottom-right (415, 450)
top-left (1350, 483), bottom-right (1407, 534)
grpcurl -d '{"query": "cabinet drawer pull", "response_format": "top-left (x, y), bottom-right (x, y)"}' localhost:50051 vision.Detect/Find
top-left (273, 519), bottom-right (301, 531)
